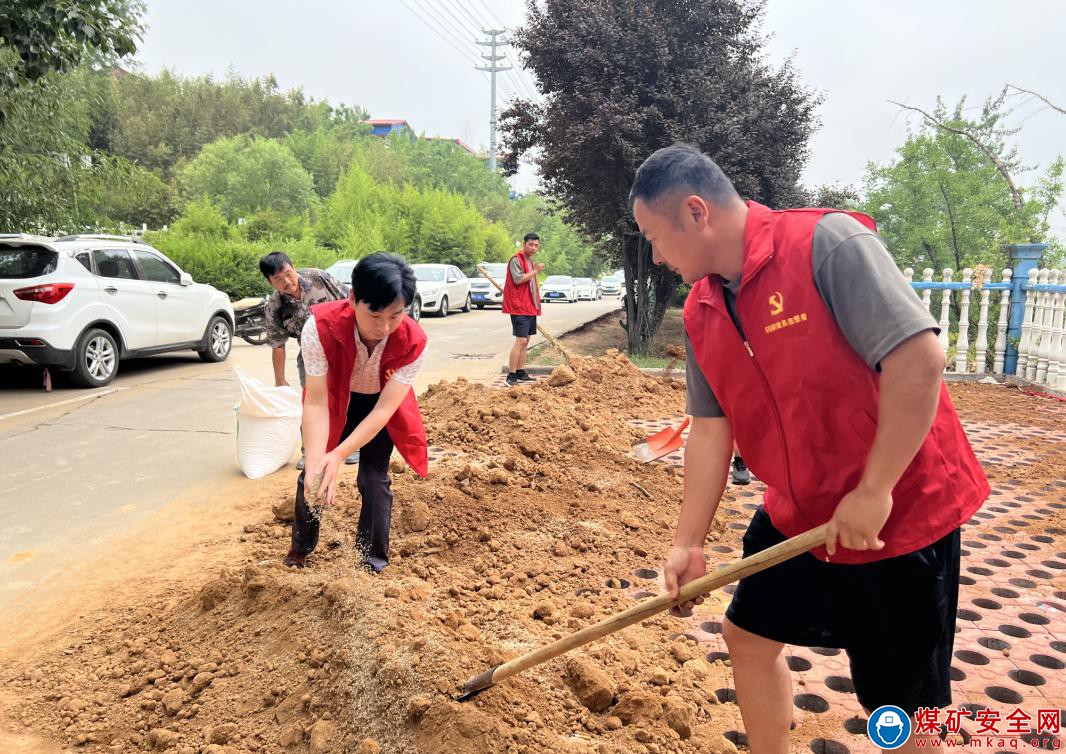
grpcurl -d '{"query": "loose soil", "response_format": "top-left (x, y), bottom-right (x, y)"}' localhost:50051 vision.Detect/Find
top-left (1, 355), bottom-right (1063, 754)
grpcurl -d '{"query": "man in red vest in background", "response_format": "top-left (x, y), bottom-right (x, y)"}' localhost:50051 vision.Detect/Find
top-left (502, 232), bottom-right (544, 387)
top-left (631, 145), bottom-right (988, 753)
top-left (284, 252), bottom-right (429, 574)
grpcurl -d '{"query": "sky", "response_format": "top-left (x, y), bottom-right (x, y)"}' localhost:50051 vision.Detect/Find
top-left (133, 1), bottom-right (1066, 239)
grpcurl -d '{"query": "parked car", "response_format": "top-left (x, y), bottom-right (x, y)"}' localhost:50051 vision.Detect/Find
top-left (574, 277), bottom-right (598, 301)
top-left (468, 262), bottom-right (507, 308)
top-left (0, 233), bottom-right (234, 387)
top-left (324, 259), bottom-right (357, 287)
top-left (541, 275), bottom-right (577, 303)
top-left (324, 258), bottom-right (421, 321)
top-left (599, 276), bottom-right (622, 296)
top-left (411, 263), bottom-right (471, 317)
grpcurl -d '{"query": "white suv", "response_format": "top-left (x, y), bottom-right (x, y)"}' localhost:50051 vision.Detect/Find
top-left (0, 234), bottom-right (234, 387)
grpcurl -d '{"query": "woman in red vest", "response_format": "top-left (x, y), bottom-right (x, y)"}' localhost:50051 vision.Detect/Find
top-left (630, 145), bottom-right (988, 753)
top-left (284, 252), bottom-right (429, 573)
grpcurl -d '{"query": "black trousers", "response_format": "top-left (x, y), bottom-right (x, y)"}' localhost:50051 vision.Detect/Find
top-left (291, 392), bottom-right (395, 572)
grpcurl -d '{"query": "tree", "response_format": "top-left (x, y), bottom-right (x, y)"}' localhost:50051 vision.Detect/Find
top-left (806, 183), bottom-right (860, 210)
top-left (98, 69), bottom-right (365, 179)
top-left (501, 0), bottom-right (818, 352)
top-left (178, 134), bottom-right (316, 222)
top-left (284, 119), bottom-right (371, 197)
top-left (864, 96), bottom-right (1064, 272)
top-left (0, 64), bottom-right (112, 232)
top-left (317, 162), bottom-right (512, 266)
top-left (84, 157), bottom-right (178, 228)
top-left (0, 1), bottom-right (143, 95)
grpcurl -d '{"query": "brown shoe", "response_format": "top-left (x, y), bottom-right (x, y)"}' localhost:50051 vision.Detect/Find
top-left (283, 549), bottom-right (307, 568)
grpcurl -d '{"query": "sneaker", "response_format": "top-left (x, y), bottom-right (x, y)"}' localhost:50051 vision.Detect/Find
top-left (296, 456), bottom-right (305, 471)
top-left (283, 549), bottom-right (307, 568)
top-left (505, 372), bottom-right (520, 387)
top-left (345, 451), bottom-right (360, 465)
top-left (516, 369), bottom-right (535, 382)
top-left (732, 456), bottom-right (751, 486)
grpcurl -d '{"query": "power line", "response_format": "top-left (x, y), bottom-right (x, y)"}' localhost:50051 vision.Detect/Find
top-left (398, 0), bottom-right (484, 69)
top-left (471, 0), bottom-right (504, 28)
top-left (443, 0), bottom-right (489, 33)
top-left (504, 50), bottom-right (538, 100)
top-left (408, 0), bottom-right (482, 62)
top-left (438, 0), bottom-right (539, 100)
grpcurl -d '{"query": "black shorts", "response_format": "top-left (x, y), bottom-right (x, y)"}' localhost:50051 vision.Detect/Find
top-left (725, 506), bottom-right (960, 714)
top-left (511, 315), bottom-right (537, 338)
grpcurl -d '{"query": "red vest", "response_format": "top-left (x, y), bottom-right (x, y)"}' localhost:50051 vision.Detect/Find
top-left (312, 299), bottom-right (429, 477)
top-left (502, 252), bottom-right (542, 316)
top-left (684, 201), bottom-right (989, 563)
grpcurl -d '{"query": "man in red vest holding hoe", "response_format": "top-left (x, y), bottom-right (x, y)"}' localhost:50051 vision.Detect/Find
top-left (503, 232), bottom-right (544, 387)
top-left (631, 145), bottom-right (988, 753)
top-left (283, 252), bottom-right (429, 574)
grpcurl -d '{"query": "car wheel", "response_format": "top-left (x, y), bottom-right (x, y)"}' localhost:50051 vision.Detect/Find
top-left (408, 294), bottom-right (422, 322)
top-left (461, 294), bottom-right (471, 312)
top-left (198, 315), bottom-right (232, 363)
top-left (475, 304), bottom-right (485, 309)
top-left (72, 327), bottom-right (119, 387)
top-left (439, 295), bottom-right (449, 317)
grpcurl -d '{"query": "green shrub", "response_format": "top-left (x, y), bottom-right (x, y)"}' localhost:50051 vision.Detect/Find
top-left (147, 232), bottom-right (346, 299)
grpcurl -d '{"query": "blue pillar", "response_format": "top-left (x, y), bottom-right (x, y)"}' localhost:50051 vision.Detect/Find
top-left (1004, 243), bottom-right (1046, 374)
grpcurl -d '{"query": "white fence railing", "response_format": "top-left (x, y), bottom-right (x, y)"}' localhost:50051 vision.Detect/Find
top-left (906, 265), bottom-right (1066, 392)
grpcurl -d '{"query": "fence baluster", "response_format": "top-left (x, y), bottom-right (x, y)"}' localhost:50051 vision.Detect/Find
top-left (1017, 268), bottom-right (1040, 379)
top-left (938, 269), bottom-right (953, 365)
top-left (956, 268), bottom-right (973, 373)
top-left (1031, 269), bottom-right (1048, 379)
top-left (921, 268), bottom-right (934, 313)
top-left (975, 270), bottom-right (991, 375)
top-left (1043, 270), bottom-right (1064, 389)
top-left (1035, 269), bottom-right (1054, 384)
top-left (993, 269), bottom-right (1012, 375)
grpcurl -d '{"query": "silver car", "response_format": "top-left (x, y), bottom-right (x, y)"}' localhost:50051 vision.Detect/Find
top-left (469, 262), bottom-right (507, 308)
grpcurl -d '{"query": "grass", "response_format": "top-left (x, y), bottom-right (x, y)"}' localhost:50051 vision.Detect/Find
top-left (628, 354), bottom-right (672, 368)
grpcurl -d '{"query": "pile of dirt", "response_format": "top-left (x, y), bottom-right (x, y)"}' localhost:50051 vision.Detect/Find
top-left (410, 350), bottom-right (689, 519)
top-left (2, 351), bottom-right (746, 754)
top-left (5, 364), bottom-right (1060, 754)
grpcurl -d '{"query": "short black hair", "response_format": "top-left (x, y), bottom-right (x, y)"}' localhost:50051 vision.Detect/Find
top-left (352, 252), bottom-right (416, 311)
top-left (629, 144), bottom-right (740, 213)
top-left (523, 232), bottom-right (540, 243)
top-left (259, 251), bottom-right (293, 279)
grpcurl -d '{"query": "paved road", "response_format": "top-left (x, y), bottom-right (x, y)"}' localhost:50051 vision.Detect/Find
top-left (0, 298), bottom-right (619, 610)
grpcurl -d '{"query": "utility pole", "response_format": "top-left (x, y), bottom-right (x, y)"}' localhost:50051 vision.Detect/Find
top-left (476, 29), bottom-right (511, 173)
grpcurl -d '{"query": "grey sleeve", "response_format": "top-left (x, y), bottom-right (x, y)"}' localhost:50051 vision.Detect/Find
top-left (685, 335), bottom-right (725, 418)
top-left (264, 293), bottom-right (288, 349)
top-left (509, 257), bottom-right (524, 284)
top-left (321, 271), bottom-right (347, 299)
top-left (812, 214), bottom-right (940, 370)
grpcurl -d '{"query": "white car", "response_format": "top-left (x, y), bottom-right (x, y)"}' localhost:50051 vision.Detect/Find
top-left (541, 275), bottom-right (577, 303)
top-left (574, 277), bottom-right (598, 301)
top-left (324, 258), bottom-right (422, 321)
top-left (412, 263), bottom-right (471, 317)
top-left (0, 234), bottom-right (234, 387)
top-left (469, 262), bottom-right (507, 308)
top-left (599, 276), bottom-right (622, 296)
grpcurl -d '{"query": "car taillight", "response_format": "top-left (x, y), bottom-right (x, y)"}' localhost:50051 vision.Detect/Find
top-left (13, 283), bottom-right (75, 304)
